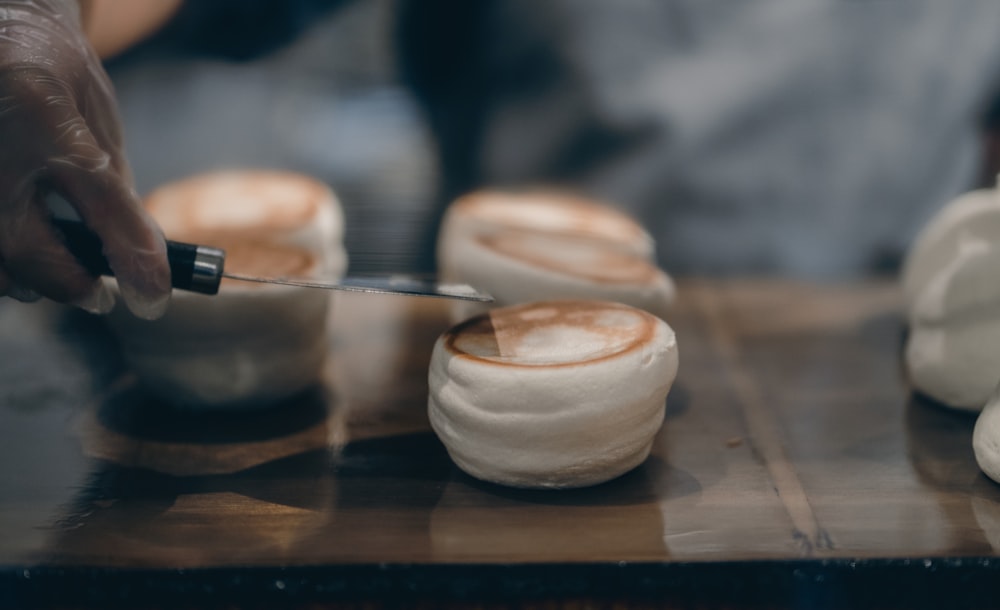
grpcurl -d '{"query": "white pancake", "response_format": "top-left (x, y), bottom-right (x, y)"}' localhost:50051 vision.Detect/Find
top-left (105, 170), bottom-right (346, 410)
top-left (428, 300), bottom-right (679, 489)
top-left (902, 188), bottom-right (1000, 313)
top-left (146, 169), bottom-right (347, 276)
top-left (905, 232), bottom-right (1000, 411)
top-left (974, 382), bottom-right (1000, 484)
top-left (445, 229), bottom-right (675, 323)
top-left (107, 240), bottom-right (331, 409)
top-left (438, 189), bottom-right (654, 279)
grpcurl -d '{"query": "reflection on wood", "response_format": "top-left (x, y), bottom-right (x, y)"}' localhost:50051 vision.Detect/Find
top-left (77, 379), bottom-right (333, 476)
top-left (2, 279), bottom-right (1000, 573)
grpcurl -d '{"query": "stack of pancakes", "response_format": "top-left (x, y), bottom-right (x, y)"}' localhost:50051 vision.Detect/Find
top-left (438, 189), bottom-right (674, 323)
top-left (430, 189), bottom-right (680, 488)
top-left (106, 170), bottom-right (346, 410)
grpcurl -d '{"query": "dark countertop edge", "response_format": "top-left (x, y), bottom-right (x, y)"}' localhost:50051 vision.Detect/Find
top-left (3, 558), bottom-right (1000, 608)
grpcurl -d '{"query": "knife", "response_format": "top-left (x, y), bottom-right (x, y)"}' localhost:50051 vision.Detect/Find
top-left (52, 218), bottom-right (493, 302)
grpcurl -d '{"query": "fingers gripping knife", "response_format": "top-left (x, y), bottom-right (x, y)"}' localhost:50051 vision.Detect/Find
top-left (53, 219), bottom-right (493, 302)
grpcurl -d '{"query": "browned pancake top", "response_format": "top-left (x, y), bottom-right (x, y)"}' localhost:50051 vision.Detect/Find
top-left (478, 230), bottom-right (660, 285)
top-left (445, 300), bottom-right (657, 367)
top-left (145, 170), bottom-right (330, 241)
top-left (212, 239), bottom-right (318, 289)
top-left (455, 190), bottom-right (648, 245)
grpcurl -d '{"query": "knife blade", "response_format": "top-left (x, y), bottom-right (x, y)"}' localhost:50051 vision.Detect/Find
top-left (220, 271), bottom-right (493, 301)
top-left (53, 218), bottom-right (493, 302)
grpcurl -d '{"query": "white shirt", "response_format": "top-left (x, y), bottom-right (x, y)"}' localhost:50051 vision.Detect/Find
top-left (477, 0), bottom-right (1000, 276)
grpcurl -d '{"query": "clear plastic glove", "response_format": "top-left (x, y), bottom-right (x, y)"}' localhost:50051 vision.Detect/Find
top-left (0, 0), bottom-right (170, 318)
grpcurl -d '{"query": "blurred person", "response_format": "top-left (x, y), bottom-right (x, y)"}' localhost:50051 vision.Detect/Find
top-left (5, 0), bottom-right (1000, 318)
top-left (399, 0), bottom-right (1000, 277)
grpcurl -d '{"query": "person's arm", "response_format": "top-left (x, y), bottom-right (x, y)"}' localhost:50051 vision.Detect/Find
top-left (0, 0), bottom-right (171, 317)
top-left (78, 0), bottom-right (183, 59)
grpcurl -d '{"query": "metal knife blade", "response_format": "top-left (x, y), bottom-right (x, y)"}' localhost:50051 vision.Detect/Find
top-left (52, 217), bottom-right (493, 301)
top-left (222, 271), bottom-right (493, 301)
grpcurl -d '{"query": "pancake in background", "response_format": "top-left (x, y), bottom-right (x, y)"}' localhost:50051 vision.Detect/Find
top-left (446, 228), bottom-right (675, 322)
top-left (905, 234), bottom-right (1000, 412)
top-left (438, 189), bottom-right (654, 280)
top-left (901, 188), bottom-right (1000, 313)
top-left (107, 240), bottom-right (331, 409)
top-left (105, 170), bottom-right (347, 410)
top-left (428, 300), bottom-right (679, 489)
top-left (212, 238), bottom-right (316, 290)
top-left (146, 169), bottom-right (347, 276)
top-left (975, 383), bottom-right (1000, 485)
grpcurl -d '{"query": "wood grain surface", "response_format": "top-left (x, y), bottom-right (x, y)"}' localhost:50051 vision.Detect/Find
top-left (1, 279), bottom-right (998, 608)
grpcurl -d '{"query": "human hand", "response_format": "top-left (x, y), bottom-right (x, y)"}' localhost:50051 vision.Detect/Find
top-left (0, 0), bottom-right (170, 318)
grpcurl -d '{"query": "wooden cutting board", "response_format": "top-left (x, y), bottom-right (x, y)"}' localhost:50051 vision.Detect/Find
top-left (2, 279), bottom-right (998, 608)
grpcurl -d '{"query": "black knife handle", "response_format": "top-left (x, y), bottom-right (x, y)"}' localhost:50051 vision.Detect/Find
top-left (52, 218), bottom-right (225, 296)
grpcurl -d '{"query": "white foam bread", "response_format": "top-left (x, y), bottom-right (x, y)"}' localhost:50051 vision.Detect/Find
top-left (438, 189), bottom-right (674, 322)
top-left (106, 170), bottom-right (347, 409)
top-left (428, 300), bottom-right (679, 489)
top-left (147, 169), bottom-right (347, 272)
top-left (902, 188), bottom-right (1000, 411)
top-left (902, 188), bottom-right (1000, 311)
top-left (974, 382), bottom-right (1000, 484)
top-left (437, 189), bottom-right (656, 268)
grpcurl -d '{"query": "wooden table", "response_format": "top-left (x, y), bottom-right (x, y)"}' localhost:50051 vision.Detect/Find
top-left (2, 279), bottom-right (999, 609)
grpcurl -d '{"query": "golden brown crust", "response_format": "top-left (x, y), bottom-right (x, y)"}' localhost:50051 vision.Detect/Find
top-left (476, 231), bottom-right (660, 284)
top-left (208, 239), bottom-right (318, 289)
top-left (454, 189), bottom-right (648, 243)
top-left (145, 170), bottom-right (330, 242)
top-left (444, 300), bottom-right (658, 368)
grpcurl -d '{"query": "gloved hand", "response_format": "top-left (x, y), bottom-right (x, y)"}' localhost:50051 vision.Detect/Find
top-left (0, 0), bottom-right (170, 319)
